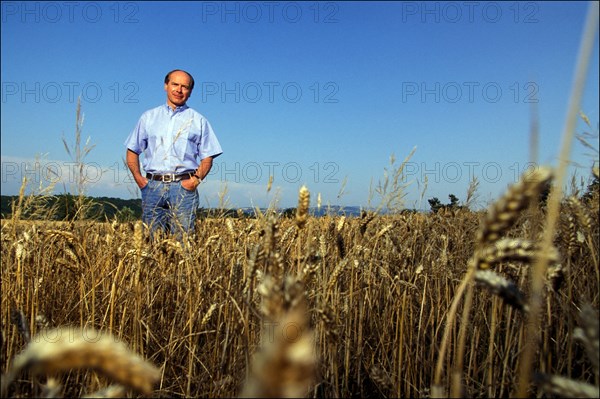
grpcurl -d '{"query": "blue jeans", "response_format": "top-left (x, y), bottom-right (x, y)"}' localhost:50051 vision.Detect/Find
top-left (141, 179), bottom-right (199, 240)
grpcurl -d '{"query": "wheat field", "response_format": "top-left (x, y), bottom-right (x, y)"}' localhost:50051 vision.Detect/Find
top-left (2, 2), bottom-right (599, 397)
top-left (1, 171), bottom-right (598, 397)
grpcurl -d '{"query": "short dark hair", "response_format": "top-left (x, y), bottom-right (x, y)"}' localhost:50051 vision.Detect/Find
top-left (164, 69), bottom-right (195, 90)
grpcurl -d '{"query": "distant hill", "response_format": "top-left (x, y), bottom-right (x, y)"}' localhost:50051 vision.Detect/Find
top-left (1, 194), bottom-right (142, 221)
top-left (274, 205), bottom-right (366, 217)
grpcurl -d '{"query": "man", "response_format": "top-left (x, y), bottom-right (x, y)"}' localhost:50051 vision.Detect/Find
top-left (125, 69), bottom-right (222, 238)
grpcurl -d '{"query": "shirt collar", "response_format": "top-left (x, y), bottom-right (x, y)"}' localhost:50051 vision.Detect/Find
top-left (164, 103), bottom-right (189, 115)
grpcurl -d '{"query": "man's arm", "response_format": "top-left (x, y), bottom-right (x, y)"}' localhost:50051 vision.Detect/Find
top-left (182, 157), bottom-right (214, 191)
top-left (194, 157), bottom-right (214, 181)
top-left (126, 149), bottom-right (148, 189)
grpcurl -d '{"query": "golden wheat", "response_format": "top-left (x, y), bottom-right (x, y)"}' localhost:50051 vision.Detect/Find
top-left (574, 304), bottom-right (599, 378)
top-left (1, 327), bottom-right (160, 396)
top-left (534, 373), bottom-right (599, 398)
top-left (474, 269), bottom-right (529, 313)
top-left (295, 185), bottom-right (310, 230)
top-left (476, 167), bottom-right (552, 247)
top-left (1, 180), bottom-right (597, 397)
top-left (240, 276), bottom-right (315, 398)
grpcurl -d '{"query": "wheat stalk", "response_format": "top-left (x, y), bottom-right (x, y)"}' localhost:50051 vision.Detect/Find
top-left (435, 166), bottom-right (553, 396)
top-left (574, 304), bottom-right (599, 379)
top-left (516, 4), bottom-right (599, 394)
top-left (326, 259), bottom-right (349, 295)
top-left (240, 276), bottom-right (315, 398)
top-left (10, 309), bottom-right (30, 343)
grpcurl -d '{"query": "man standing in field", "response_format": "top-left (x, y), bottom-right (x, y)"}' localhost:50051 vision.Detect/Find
top-left (125, 69), bottom-right (222, 239)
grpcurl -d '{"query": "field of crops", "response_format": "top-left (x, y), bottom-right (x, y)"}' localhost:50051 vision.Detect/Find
top-left (1, 170), bottom-right (598, 398)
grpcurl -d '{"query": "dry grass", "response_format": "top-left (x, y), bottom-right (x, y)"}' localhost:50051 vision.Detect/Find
top-left (1, 177), bottom-right (598, 397)
top-left (1, 6), bottom-right (597, 394)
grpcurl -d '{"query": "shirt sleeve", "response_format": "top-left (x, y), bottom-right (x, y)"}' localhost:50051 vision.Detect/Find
top-left (124, 114), bottom-right (148, 155)
top-left (198, 118), bottom-right (223, 159)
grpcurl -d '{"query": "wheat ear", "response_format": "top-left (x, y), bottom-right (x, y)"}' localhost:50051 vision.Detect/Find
top-left (533, 304), bottom-right (599, 397)
top-left (81, 385), bottom-right (126, 398)
top-left (476, 167), bottom-right (552, 247)
top-left (476, 238), bottom-right (560, 270)
top-left (474, 269), bottom-right (529, 313)
top-left (534, 373), bottom-right (599, 398)
top-left (1, 326), bottom-right (160, 396)
top-left (295, 185), bottom-right (310, 229)
top-left (434, 167), bottom-right (552, 395)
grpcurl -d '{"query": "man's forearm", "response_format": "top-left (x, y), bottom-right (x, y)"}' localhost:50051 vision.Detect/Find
top-left (126, 149), bottom-right (146, 186)
top-left (194, 157), bottom-right (213, 180)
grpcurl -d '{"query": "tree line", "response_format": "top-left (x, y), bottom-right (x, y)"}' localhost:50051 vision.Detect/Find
top-left (2, 175), bottom-right (597, 221)
top-left (1, 194), bottom-right (143, 222)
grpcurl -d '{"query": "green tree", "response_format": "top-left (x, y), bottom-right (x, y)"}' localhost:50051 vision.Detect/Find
top-left (448, 194), bottom-right (460, 208)
top-left (116, 206), bottom-right (137, 222)
top-left (429, 194), bottom-right (462, 213)
top-left (428, 197), bottom-right (443, 213)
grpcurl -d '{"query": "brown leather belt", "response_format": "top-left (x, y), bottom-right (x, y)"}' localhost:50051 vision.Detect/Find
top-left (146, 172), bottom-right (194, 182)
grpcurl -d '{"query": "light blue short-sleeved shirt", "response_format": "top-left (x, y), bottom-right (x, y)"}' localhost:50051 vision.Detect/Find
top-left (125, 104), bottom-right (223, 174)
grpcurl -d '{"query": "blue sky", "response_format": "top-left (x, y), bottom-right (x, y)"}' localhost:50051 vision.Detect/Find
top-left (1, 1), bottom-right (598, 210)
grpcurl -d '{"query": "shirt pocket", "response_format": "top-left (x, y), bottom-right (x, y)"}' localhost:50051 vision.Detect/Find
top-left (180, 123), bottom-right (202, 160)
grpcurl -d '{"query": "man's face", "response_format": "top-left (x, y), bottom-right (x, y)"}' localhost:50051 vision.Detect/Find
top-left (165, 71), bottom-right (192, 108)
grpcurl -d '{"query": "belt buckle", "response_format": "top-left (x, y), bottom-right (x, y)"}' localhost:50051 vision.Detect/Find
top-left (163, 173), bottom-right (175, 182)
